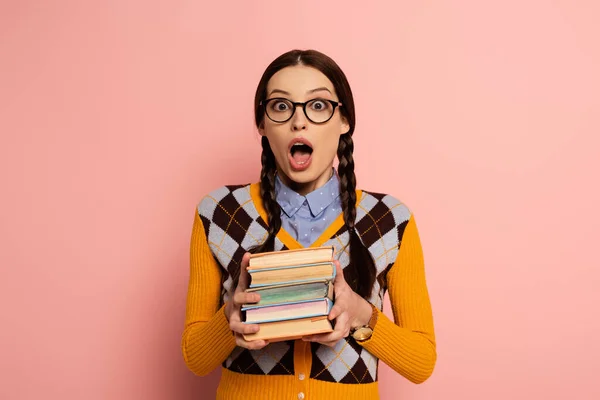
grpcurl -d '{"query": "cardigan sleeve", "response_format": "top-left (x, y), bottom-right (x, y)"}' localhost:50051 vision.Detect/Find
top-left (359, 214), bottom-right (437, 384)
top-left (181, 209), bottom-right (237, 376)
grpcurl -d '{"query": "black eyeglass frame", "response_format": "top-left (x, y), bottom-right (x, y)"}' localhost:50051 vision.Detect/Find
top-left (259, 97), bottom-right (343, 124)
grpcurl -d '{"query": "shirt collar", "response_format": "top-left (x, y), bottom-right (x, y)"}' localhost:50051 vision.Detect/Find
top-left (275, 169), bottom-right (340, 218)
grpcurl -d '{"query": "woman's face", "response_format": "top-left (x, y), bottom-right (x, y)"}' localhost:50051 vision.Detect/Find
top-left (259, 65), bottom-right (350, 194)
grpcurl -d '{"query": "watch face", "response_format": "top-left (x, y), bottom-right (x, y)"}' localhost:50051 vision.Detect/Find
top-left (352, 327), bottom-right (373, 341)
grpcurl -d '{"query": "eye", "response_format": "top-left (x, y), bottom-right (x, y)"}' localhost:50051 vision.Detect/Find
top-left (270, 100), bottom-right (290, 111)
top-left (309, 99), bottom-right (331, 112)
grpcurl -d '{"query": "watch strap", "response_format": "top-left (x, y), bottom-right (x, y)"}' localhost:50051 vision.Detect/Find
top-left (366, 301), bottom-right (378, 330)
top-left (351, 302), bottom-right (378, 338)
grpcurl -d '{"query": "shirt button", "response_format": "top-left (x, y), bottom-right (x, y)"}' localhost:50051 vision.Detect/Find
top-left (298, 373), bottom-right (305, 380)
top-left (298, 392), bottom-right (305, 400)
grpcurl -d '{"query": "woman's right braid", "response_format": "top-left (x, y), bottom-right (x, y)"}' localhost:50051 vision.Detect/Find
top-left (337, 133), bottom-right (377, 298)
top-left (255, 136), bottom-right (282, 253)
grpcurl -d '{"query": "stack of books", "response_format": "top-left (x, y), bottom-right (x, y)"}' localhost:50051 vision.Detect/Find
top-left (242, 246), bottom-right (336, 342)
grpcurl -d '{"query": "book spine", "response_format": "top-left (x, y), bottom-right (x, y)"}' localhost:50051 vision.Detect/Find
top-left (242, 297), bottom-right (328, 311)
top-left (248, 264), bottom-right (335, 288)
top-left (243, 311), bottom-right (331, 325)
top-left (247, 261), bottom-right (334, 273)
top-left (249, 276), bottom-right (333, 288)
top-left (242, 299), bottom-right (333, 324)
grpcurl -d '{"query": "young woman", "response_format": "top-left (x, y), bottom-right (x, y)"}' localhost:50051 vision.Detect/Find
top-left (182, 49), bottom-right (436, 399)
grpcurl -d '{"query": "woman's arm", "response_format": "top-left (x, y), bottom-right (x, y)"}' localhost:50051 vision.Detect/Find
top-left (359, 215), bottom-right (437, 384)
top-left (181, 210), bottom-right (237, 376)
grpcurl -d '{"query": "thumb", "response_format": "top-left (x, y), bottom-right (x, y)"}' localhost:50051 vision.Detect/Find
top-left (333, 260), bottom-right (346, 287)
top-left (237, 252), bottom-right (252, 290)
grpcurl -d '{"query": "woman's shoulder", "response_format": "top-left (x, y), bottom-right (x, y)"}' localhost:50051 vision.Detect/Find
top-left (196, 183), bottom-right (256, 219)
top-left (355, 189), bottom-right (414, 265)
top-left (357, 189), bottom-right (413, 226)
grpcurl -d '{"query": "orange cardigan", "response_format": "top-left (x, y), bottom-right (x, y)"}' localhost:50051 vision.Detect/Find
top-left (182, 185), bottom-right (436, 399)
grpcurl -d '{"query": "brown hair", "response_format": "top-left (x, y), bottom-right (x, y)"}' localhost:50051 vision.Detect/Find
top-left (250, 49), bottom-right (377, 299)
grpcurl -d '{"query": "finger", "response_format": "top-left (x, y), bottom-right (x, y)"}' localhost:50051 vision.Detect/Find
top-left (304, 313), bottom-right (348, 343)
top-left (332, 309), bottom-right (349, 328)
top-left (333, 260), bottom-right (347, 288)
top-left (236, 334), bottom-right (270, 350)
top-left (328, 303), bottom-right (344, 321)
top-left (303, 331), bottom-right (344, 344)
top-left (302, 332), bottom-right (330, 342)
top-left (233, 291), bottom-right (261, 306)
top-left (227, 304), bottom-right (248, 324)
top-left (230, 320), bottom-right (260, 335)
top-left (237, 252), bottom-right (252, 290)
top-left (228, 306), bottom-right (241, 323)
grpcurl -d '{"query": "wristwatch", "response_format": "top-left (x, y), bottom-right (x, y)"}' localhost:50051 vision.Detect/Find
top-left (351, 302), bottom-right (378, 342)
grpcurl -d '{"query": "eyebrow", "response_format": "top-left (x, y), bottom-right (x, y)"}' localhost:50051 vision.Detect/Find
top-left (267, 87), bottom-right (333, 97)
top-left (307, 87), bottom-right (332, 94)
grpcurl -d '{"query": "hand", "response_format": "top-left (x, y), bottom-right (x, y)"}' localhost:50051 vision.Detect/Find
top-left (302, 260), bottom-right (373, 347)
top-left (225, 252), bottom-right (269, 350)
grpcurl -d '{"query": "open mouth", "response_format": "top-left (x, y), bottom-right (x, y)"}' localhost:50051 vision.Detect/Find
top-left (288, 138), bottom-right (314, 171)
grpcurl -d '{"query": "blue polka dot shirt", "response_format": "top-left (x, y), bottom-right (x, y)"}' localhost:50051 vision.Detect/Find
top-left (274, 169), bottom-right (343, 247)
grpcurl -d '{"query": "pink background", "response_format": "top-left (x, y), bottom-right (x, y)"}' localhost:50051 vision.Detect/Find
top-left (1, 1), bottom-right (599, 399)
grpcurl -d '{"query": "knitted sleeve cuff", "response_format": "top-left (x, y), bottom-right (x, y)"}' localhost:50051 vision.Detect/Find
top-left (182, 304), bottom-right (237, 376)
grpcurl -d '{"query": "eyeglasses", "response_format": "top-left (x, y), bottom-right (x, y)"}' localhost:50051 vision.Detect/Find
top-left (260, 97), bottom-right (343, 124)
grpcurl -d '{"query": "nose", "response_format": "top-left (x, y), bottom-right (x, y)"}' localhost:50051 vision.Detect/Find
top-left (291, 104), bottom-right (307, 131)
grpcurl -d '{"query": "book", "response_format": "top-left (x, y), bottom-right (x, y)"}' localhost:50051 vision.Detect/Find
top-left (248, 246), bottom-right (334, 270)
top-left (241, 246), bottom-right (337, 341)
top-left (243, 280), bottom-right (333, 308)
top-left (247, 262), bottom-right (335, 287)
top-left (242, 316), bottom-right (333, 342)
top-left (243, 298), bottom-right (333, 324)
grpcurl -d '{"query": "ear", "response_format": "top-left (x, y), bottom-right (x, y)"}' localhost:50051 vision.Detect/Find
top-left (258, 122), bottom-right (266, 136)
top-left (340, 116), bottom-right (350, 136)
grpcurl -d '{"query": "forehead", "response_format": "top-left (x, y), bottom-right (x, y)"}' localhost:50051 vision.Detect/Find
top-left (267, 65), bottom-right (336, 97)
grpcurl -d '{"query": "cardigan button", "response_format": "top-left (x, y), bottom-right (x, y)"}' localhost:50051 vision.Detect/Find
top-left (298, 373), bottom-right (305, 381)
top-left (298, 392), bottom-right (305, 400)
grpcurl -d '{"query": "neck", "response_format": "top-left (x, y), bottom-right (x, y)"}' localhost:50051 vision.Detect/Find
top-left (277, 167), bottom-right (334, 196)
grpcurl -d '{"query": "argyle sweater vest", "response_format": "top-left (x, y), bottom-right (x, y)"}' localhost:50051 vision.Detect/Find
top-left (197, 183), bottom-right (411, 385)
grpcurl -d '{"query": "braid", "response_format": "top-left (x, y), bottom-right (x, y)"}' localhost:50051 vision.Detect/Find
top-left (337, 134), bottom-right (357, 229)
top-left (254, 136), bottom-right (282, 253)
top-left (337, 133), bottom-right (377, 298)
top-left (232, 137), bottom-right (281, 289)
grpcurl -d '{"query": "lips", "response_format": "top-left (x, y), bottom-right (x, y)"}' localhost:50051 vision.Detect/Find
top-left (287, 138), bottom-right (314, 171)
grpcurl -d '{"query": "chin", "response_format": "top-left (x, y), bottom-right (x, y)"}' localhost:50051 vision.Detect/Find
top-left (281, 168), bottom-right (315, 184)
top-left (281, 165), bottom-right (328, 185)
